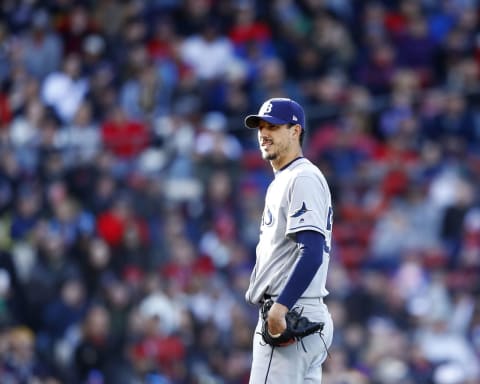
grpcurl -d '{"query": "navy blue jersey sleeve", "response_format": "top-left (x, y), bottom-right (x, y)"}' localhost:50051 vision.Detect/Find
top-left (277, 230), bottom-right (325, 309)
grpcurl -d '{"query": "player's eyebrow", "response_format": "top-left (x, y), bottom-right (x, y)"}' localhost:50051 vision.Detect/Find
top-left (259, 122), bottom-right (285, 130)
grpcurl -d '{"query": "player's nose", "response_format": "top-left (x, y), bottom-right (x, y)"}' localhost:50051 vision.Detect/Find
top-left (258, 127), bottom-right (269, 137)
top-left (259, 134), bottom-right (271, 142)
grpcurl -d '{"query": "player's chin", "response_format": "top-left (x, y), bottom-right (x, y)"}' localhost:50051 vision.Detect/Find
top-left (262, 151), bottom-right (277, 161)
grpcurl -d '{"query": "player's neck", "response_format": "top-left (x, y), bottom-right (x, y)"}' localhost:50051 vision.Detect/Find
top-left (270, 149), bottom-right (303, 172)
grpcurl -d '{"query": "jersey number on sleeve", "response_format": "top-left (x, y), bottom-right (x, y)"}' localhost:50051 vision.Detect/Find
top-left (324, 206), bottom-right (333, 254)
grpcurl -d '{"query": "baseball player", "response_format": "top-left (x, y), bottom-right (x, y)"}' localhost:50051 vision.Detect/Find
top-left (244, 98), bottom-right (334, 383)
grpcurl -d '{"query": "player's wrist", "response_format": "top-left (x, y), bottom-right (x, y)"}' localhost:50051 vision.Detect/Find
top-left (271, 301), bottom-right (289, 313)
top-left (275, 296), bottom-right (293, 310)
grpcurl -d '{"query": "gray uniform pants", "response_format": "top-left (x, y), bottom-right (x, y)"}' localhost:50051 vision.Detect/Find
top-left (249, 297), bottom-right (334, 384)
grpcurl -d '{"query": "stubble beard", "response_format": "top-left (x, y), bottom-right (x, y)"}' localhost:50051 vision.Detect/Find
top-left (260, 141), bottom-right (277, 161)
top-left (262, 151), bottom-right (277, 161)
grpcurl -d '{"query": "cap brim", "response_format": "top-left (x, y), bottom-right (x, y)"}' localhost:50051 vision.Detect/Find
top-left (244, 115), bottom-right (288, 129)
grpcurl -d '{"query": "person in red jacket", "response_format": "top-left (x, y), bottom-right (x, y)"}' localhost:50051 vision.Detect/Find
top-left (101, 105), bottom-right (150, 159)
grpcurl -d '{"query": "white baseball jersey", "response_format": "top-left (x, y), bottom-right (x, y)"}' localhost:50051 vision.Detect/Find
top-left (245, 157), bottom-right (333, 306)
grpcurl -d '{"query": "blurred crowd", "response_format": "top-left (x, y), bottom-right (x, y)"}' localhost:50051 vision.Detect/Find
top-left (0, 0), bottom-right (479, 383)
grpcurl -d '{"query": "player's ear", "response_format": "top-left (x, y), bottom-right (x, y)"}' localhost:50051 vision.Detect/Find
top-left (292, 124), bottom-right (301, 139)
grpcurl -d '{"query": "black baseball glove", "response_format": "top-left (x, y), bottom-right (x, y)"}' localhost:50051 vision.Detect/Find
top-left (260, 299), bottom-right (324, 350)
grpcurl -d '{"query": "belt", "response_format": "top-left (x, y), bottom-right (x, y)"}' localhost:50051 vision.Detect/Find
top-left (262, 293), bottom-right (323, 305)
top-left (263, 293), bottom-right (277, 300)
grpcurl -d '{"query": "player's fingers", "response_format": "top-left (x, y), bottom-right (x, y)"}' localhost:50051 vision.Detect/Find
top-left (267, 329), bottom-right (282, 338)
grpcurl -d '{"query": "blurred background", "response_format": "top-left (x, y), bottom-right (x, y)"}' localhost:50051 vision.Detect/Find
top-left (0, 0), bottom-right (479, 383)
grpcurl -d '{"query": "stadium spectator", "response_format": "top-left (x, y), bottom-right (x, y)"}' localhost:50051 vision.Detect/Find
top-left (41, 53), bottom-right (88, 123)
top-left (18, 9), bottom-right (63, 81)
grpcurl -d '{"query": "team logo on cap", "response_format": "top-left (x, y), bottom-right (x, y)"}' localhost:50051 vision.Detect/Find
top-left (259, 101), bottom-right (273, 115)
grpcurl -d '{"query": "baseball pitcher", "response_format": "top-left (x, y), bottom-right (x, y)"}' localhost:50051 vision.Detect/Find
top-left (244, 98), bottom-right (334, 383)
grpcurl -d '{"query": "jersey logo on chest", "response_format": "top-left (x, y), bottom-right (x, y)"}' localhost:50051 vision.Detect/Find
top-left (262, 206), bottom-right (274, 227)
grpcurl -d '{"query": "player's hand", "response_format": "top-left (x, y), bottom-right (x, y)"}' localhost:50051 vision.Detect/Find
top-left (267, 302), bottom-right (289, 336)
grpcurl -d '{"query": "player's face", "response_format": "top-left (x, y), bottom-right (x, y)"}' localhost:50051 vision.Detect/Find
top-left (257, 120), bottom-right (299, 166)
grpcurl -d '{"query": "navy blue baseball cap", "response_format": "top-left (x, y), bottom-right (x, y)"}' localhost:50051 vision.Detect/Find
top-left (244, 98), bottom-right (305, 129)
